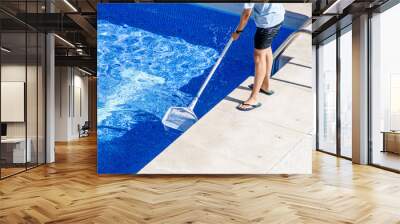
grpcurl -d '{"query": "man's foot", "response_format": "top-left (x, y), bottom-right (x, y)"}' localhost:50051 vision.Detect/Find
top-left (248, 84), bottom-right (274, 96)
top-left (237, 98), bottom-right (262, 111)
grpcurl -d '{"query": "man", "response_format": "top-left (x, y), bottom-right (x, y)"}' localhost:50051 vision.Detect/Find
top-left (232, 3), bottom-right (285, 111)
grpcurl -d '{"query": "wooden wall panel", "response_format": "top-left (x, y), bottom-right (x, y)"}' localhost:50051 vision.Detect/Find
top-left (88, 77), bottom-right (97, 132)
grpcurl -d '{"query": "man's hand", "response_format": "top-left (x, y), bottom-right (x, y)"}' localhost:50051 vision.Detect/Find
top-left (232, 31), bottom-right (240, 41)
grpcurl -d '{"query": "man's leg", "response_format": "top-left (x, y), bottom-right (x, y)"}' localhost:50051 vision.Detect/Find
top-left (261, 47), bottom-right (273, 91)
top-left (239, 48), bottom-right (268, 109)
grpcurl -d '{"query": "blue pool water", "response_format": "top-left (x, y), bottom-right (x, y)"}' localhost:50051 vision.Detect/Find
top-left (97, 3), bottom-right (307, 174)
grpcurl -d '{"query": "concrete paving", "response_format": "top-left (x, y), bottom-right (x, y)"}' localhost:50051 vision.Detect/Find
top-left (139, 78), bottom-right (313, 174)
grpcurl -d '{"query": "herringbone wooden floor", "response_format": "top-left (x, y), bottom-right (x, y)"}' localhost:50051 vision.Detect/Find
top-left (1, 135), bottom-right (400, 224)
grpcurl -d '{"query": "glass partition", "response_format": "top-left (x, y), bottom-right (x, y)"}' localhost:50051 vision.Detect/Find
top-left (317, 35), bottom-right (337, 154)
top-left (38, 32), bottom-right (46, 165)
top-left (0, 1), bottom-right (46, 179)
top-left (1, 30), bottom-right (28, 177)
top-left (339, 26), bottom-right (352, 158)
top-left (27, 31), bottom-right (38, 169)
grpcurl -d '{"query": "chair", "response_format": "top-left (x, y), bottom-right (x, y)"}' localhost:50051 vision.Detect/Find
top-left (79, 121), bottom-right (90, 138)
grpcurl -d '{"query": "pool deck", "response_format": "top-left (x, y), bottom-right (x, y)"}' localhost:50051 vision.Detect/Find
top-left (139, 5), bottom-right (313, 174)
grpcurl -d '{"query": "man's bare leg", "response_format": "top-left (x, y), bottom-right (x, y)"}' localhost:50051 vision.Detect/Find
top-left (239, 48), bottom-right (267, 109)
top-left (261, 47), bottom-right (273, 92)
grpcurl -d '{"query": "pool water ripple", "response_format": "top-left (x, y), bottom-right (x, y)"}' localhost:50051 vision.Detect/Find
top-left (98, 20), bottom-right (219, 140)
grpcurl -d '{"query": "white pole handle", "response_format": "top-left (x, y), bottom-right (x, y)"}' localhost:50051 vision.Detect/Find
top-left (189, 37), bottom-right (234, 110)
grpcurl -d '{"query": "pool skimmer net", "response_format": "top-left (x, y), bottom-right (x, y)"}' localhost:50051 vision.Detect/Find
top-left (162, 37), bottom-right (234, 132)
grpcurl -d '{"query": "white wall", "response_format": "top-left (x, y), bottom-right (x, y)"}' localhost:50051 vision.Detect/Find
top-left (55, 66), bottom-right (69, 141)
top-left (54, 67), bottom-right (89, 141)
top-left (1, 64), bottom-right (25, 81)
top-left (71, 72), bottom-right (89, 138)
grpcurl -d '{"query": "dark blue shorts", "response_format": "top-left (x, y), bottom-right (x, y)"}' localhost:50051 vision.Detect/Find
top-left (254, 23), bottom-right (282, 50)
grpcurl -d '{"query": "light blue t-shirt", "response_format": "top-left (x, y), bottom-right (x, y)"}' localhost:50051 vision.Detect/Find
top-left (244, 3), bottom-right (285, 28)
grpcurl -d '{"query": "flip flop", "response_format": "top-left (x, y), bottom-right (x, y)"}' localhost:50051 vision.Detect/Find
top-left (236, 102), bottom-right (262, 111)
top-left (248, 84), bottom-right (274, 95)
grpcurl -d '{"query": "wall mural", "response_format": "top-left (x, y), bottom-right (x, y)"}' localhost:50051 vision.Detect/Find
top-left (97, 3), bottom-right (309, 174)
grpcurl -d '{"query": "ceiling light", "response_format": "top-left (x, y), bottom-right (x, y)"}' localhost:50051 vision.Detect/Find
top-left (1, 47), bottom-right (11, 53)
top-left (78, 67), bottom-right (93, 76)
top-left (63, 0), bottom-right (78, 12)
top-left (76, 48), bottom-right (84, 55)
top-left (322, 0), bottom-right (355, 15)
top-left (54, 34), bottom-right (75, 48)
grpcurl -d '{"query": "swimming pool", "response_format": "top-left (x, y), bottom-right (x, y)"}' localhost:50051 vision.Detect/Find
top-left (97, 3), bottom-right (308, 174)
